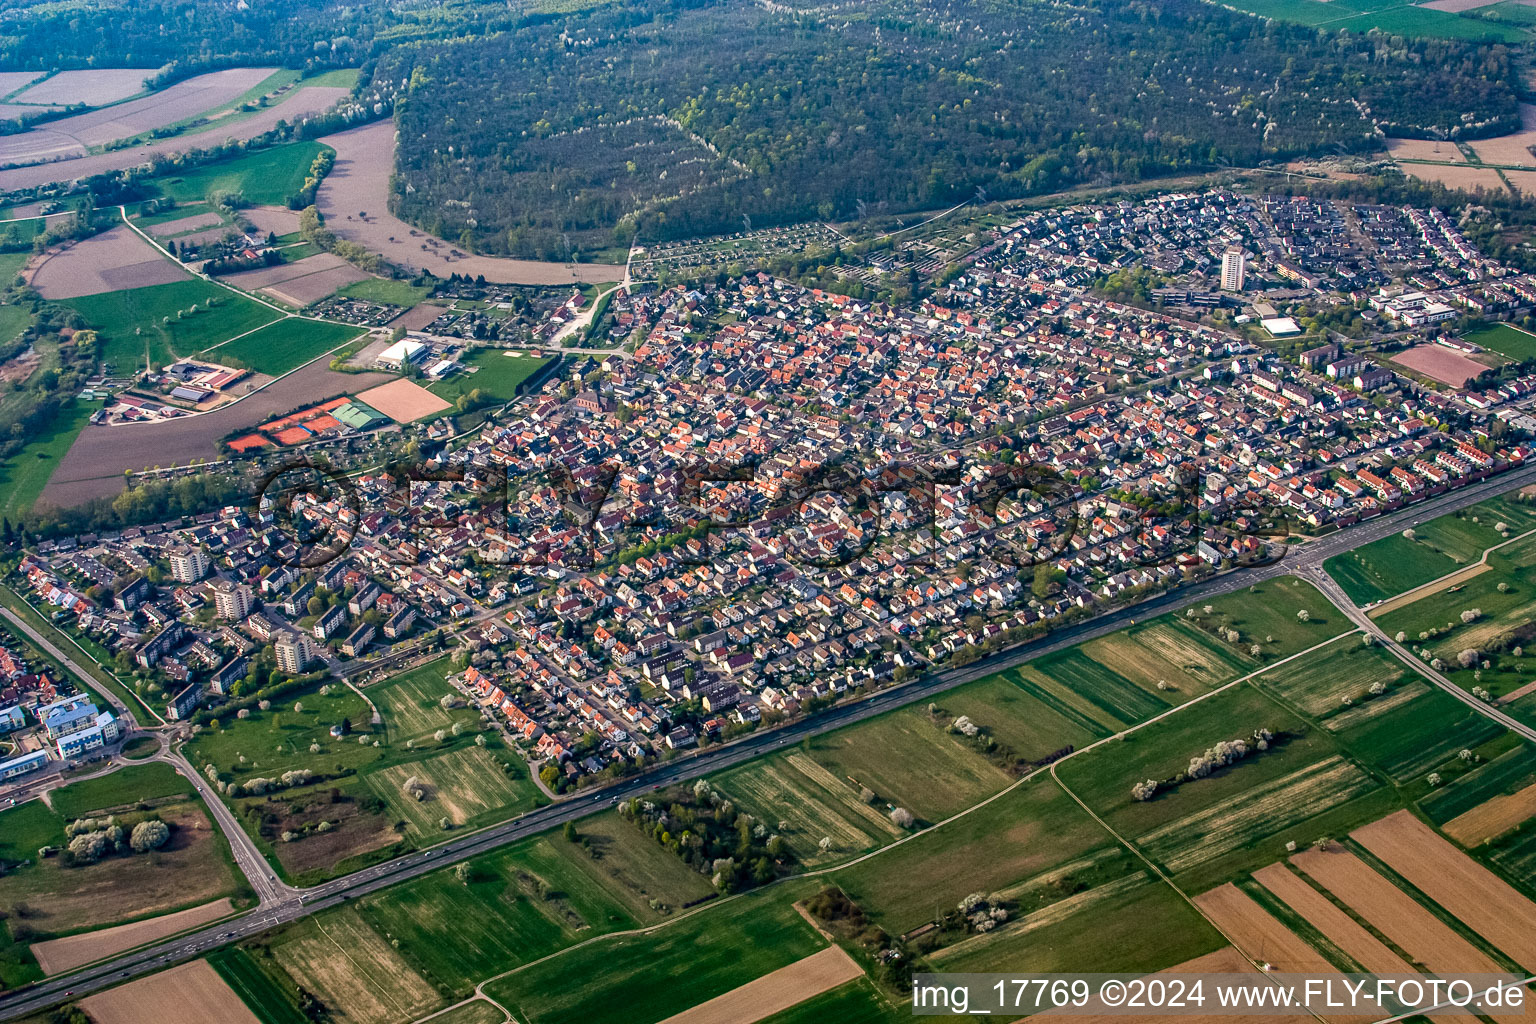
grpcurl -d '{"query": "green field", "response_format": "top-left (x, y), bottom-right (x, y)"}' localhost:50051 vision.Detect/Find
top-left (1055, 682), bottom-right (1386, 882)
top-left (1181, 577), bottom-right (1349, 656)
top-left (1326, 536), bottom-right (1461, 606)
top-left (484, 885), bottom-right (827, 1024)
top-left (371, 658), bottom-right (480, 745)
top-left (797, 709), bottom-right (1012, 823)
top-left (49, 762), bottom-right (193, 819)
top-left (1466, 323), bottom-right (1536, 362)
top-left (1327, 491), bottom-right (1536, 605)
top-left (337, 278), bottom-right (433, 307)
top-left (1330, 686), bottom-right (1504, 783)
top-left (207, 947), bottom-right (311, 1024)
top-left (428, 348), bottom-right (556, 404)
top-left (757, 980), bottom-right (897, 1024)
top-left (0, 397), bottom-right (95, 519)
top-left (66, 280), bottom-right (281, 371)
top-left (203, 317), bottom-right (364, 375)
top-left (350, 819), bottom-right (704, 993)
top-left (1219, 0), bottom-right (1527, 39)
top-left (365, 743), bottom-right (541, 835)
top-left (151, 142), bottom-right (331, 208)
top-left (830, 774), bottom-right (1125, 934)
top-left (1251, 633), bottom-right (1409, 719)
top-left (185, 679), bottom-right (382, 780)
top-left (1421, 742), bottom-right (1536, 823)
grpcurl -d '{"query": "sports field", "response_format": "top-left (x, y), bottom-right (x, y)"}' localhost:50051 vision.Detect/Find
top-left (204, 317), bottom-right (364, 376)
top-left (428, 348), bottom-right (555, 404)
top-left (1466, 322), bottom-right (1536, 362)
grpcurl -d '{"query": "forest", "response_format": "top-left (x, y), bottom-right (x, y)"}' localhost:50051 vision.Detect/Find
top-left (376, 0), bottom-right (1521, 257)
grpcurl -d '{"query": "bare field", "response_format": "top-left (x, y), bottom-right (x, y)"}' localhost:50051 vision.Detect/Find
top-left (1399, 164), bottom-right (1509, 195)
top-left (391, 303), bottom-right (447, 330)
top-left (1443, 781), bottom-right (1536, 844)
top-left (1036, 947), bottom-right (1315, 1024)
top-left (31, 898), bottom-right (234, 975)
top-left (147, 212), bottom-right (225, 237)
top-left (29, 224), bottom-right (189, 299)
top-left (264, 264), bottom-right (371, 307)
top-left (243, 205), bottom-right (303, 237)
top-left (80, 959), bottom-right (261, 1024)
top-left (1471, 104), bottom-right (1536, 168)
top-left (0, 68), bottom-right (273, 168)
top-left (1253, 864), bottom-right (1423, 976)
top-left (1503, 170), bottom-right (1536, 197)
top-left (1292, 846), bottom-right (1514, 982)
top-left (0, 86), bottom-right (348, 192)
top-left (15, 69), bottom-right (152, 107)
top-left (1391, 344), bottom-right (1493, 386)
top-left (316, 121), bottom-right (624, 286)
top-left (226, 252), bottom-right (353, 290)
top-left (0, 71), bottom-right (43, 98)
top-left (357, 377), bottom-right (452, 422)
top-left (1192, 884), bottom-right (1333, 973)
top-left (273, 908), bottom-right (443, 1024)
top-left (1353, 810), bottom-right (1536, 971)
top-left (41, 360), bottom-right (393, 507)
top-left (655, 945), bottom-right (862, 1024)
top-left (1386, 137), bottom-right (1467, 162)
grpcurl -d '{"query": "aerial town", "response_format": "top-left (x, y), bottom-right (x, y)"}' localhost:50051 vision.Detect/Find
top-left (11, 5), bottom-right (1536, 1021)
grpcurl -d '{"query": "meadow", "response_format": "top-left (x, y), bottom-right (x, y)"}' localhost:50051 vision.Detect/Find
top-left (365, 743), bottom-right (540, 835)
top-left (66, 280), bottom-right (281, 371)
top-left (1328, 686), bottom-right (1504, 783)
top-left (1421, 742), bottom-right (1536, 824)
top-left (151, 142), bottom-right (331, 208)
top-left (337, 278), bottom-right (432, 307)
top-left (830, 774), bottom-right (1123, 934)
top-left (483, 885), bottom-right (827, 1024)
top-left (715, 749), bottom-right (904, 867)
top-left (370, 658), bottom-right (480, 745)
top-left (203, 317), bottom-right (364, 376)
top-left (349, 819), bottom-right (703, 994)
top-left (48, 761), bottom-right (192, 818)
top-left (270, 906), bottom-right (445, 1024)
top-left (1251, 634), bottom-right (1409, 720)
top-left (796, 709), bottom-right (1012, 823)
top-left (428, 348), bottom-right (556, 404)
top-left (206, 947), bottom-right (310, 1024)
top-left (0, 397), bottom-right (94, 519)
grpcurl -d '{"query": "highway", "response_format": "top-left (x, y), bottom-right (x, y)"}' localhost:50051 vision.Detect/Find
top-left (5, 461), bottom-right (1536, 1020)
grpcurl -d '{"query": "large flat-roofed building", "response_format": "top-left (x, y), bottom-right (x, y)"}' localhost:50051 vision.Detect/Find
top-left (0, 749), bottom-right (47, 781)
top-left (377, 339), bottom-right (428, 370)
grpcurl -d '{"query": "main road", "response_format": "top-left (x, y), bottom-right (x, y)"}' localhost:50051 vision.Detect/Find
top-left (5, 461), bottom-right (1536, 1020)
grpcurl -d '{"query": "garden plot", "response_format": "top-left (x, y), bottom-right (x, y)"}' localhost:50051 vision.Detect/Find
top-left (1354, 810), bottom-right (1536, 971)
top-left (1134, 756), bottom-right (1380, 874)
top-left (367, 744), bottom-right (536, 833)
top-left (80, 959), bottom-right (261, 1024)
top-left (30, 224), bottom-right (189, 299)
top-left (272, 908), bottom-right (444, 1024)
top-left (718, 751), bottom-right (902, 865)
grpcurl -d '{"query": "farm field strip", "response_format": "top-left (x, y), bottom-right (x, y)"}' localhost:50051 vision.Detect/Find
top-left (30, 898), bottom-right (235, 976)
top-left (926, 871), bottom-right (1149, 966)
top-left (272, 908), bottom-right (443, 1024)
top-left (366, 744), bottom-right (536, 834)
top-left (1250, 864), bottom-right (1427, 980)
top-left (1291, 846), bottom-right (1515, 980)
top-left (1135, 756), bottom-right (1379, 874)
top-left (719, 752), bottom-right (901, 865)
top-left (655, 945), bottom-right (863, 1024)
top-left (1352, 810), bottom-right (1536, 971)
top-left (79, 959), bottom-right (264, 1024)
top-left (1442, 780), bottom-right (1536, 844)
top-left (1192, 883), bottom-right (1337, 974)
